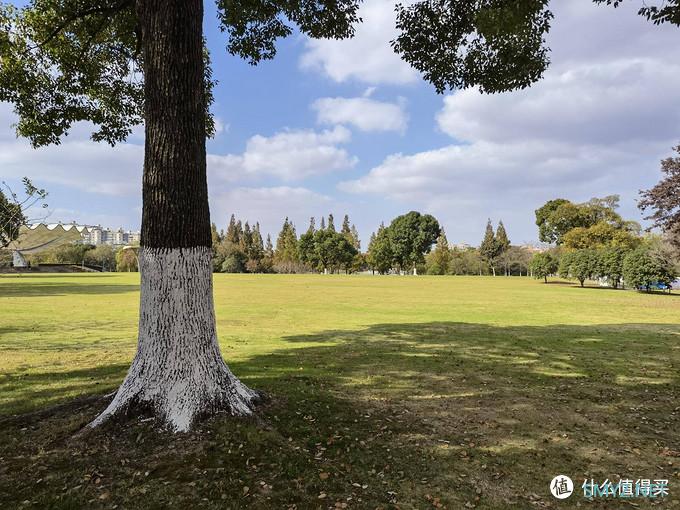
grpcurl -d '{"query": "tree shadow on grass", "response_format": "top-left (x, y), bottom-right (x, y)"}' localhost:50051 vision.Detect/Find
top-left (0, 363), bottom-right (129, 416)
top-left (1, 321), bottom-right (679, 509)
top-left (232, 321), bottom-right (680, 507)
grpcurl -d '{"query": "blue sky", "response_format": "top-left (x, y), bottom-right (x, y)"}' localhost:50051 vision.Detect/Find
top-left (2, 0), bottom-right (680, 247)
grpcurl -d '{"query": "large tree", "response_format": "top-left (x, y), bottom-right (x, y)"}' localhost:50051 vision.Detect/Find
top-left (2, 0), bottom-right (675, 432)
top-left (495, 220), bottom-right (510, 276)
top-left (639, 144), bottom-right (680, 250)
top-left (387, 211), bottom-right (440, 275)
top-left (480, 219), bottom-right (500, 276)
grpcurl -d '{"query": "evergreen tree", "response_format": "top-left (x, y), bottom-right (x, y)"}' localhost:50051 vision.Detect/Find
top-left (236, 220), bottom-right (244, 244)
top-left (341, 215), bottom-right (351, 237)
top-left (350, 224), bottom-right (361, 250)
top-left (338, 235), bottom-right (358, 273)
top-left (311, 228), bottom-right (334, 273)
top-left (298, 218), bottom-right (317, 269)
top-left (327, 214), bottom-right (336, 232)
top-left (275, 218), bottom-right (291, 258)
top-left (496, 220), bottom-right (511, 275)
top-left (320, 216), bottom-right (326, 230)
top-left (225, 214), bottom-right (240, 244)
top-left (265, 234), bottom-right (274, 257)
top-left (480, 219), bottom-right (500, 276)
top-left (367, 232), bottom-right (377, 274)
top-left (427, 229), bottom-right (451, 275)
top-left (260, 234), bottom-right (275, 273)
top-left (247, 223), bottom-right (265, 272)
top-left (241, 221), bottom-right (253, 256)
top-left (274, 218), bottom-right (299, 272)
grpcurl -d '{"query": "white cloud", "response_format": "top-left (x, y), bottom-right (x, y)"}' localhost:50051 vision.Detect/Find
top-left (437, 59), bottom-right (680, 146)
top-left (340, 140), bottom-right (663, 198)
top-left (208, 126), bottom-right (356, 182)
top-left (0, 138), bottom-right (143, 196)
top-left (312, 96), bottom-right (407, 133)
top-left (299, 0), bottom-right (418, 85)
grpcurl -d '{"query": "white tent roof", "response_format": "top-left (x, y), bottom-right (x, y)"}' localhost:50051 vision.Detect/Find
top-left (7, 223), bottom-right (90, 254)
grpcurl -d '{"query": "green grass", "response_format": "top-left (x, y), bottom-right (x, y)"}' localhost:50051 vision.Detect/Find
top-left (1, 273), bottom-right (679, 509)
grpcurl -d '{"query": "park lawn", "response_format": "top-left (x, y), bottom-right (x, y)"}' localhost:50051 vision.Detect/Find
top-left (0, 273), bottom-right (679, 509)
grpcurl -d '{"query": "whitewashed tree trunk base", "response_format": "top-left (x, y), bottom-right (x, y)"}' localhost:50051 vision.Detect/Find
top-left (88, 246), bottom-right (259, 432)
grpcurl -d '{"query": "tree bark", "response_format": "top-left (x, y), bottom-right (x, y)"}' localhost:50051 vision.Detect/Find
top-left (89, 0), bottom-right (258, 432)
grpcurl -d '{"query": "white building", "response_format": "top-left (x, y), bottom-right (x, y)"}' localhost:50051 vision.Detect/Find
top-left (78, 224), bottom-right (140, 246)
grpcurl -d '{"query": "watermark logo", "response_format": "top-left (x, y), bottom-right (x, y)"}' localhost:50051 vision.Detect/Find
top-left (550, 475), bottom-right (574, 499)
top-left (582, 478), bottom-right (669, 499)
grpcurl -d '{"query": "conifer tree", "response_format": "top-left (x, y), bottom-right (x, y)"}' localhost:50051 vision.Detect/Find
top-left (367, 232), bottom-right (376, 273)
top-left (265, 234), bottom-right (274, 258)
top-left (480, 219), bottom-right (500, 276)
top-left (275, 218), bottom-right (291, 258)
top-left (225, 214), bottom-right (240, 244)
top-left (299, 217), bottom-right (317, 269)
top-left (496, 220), bottom-right (511, 276)
top-left (428, 229), bottom-right (451, 275)
top-left (341, 215), bottom-right (351, 237)
top-left (241, 221), bottom-right (252, 255)
top-left (320, 216), bottom-right (326, 230)
top-left (274, 218), bottom-right (299, 272)
top-left (350, 224), bottom-right (361, 250)
top-left (252, 223), bottom-right (264, 260)
top-left (327, 214), bottom-right (336, 232)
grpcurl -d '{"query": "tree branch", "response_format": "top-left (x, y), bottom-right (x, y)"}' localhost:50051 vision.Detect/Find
top-left (37, 0), bottom-right (134, 49)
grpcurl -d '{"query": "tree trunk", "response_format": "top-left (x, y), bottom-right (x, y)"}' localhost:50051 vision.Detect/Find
top-left (491, 266), bottom-right (496, 277)
top-left (544, 275), bottom-right (547, 284)
top-left (89, 0), bottom-right (258, 432)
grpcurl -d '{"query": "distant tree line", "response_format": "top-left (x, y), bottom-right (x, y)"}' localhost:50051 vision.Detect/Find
top-left (211, 213), bottom-right (362, 274)
top-left (419, 221), bottom-right (534, 277)
top-left (210, 210), bottom-right (443, 275)
top-left (529, 194), bottom-right (678, 292)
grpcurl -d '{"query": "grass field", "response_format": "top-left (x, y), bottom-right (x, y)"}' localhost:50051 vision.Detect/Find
top-left (1, 273), bottom-right (679, 509)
